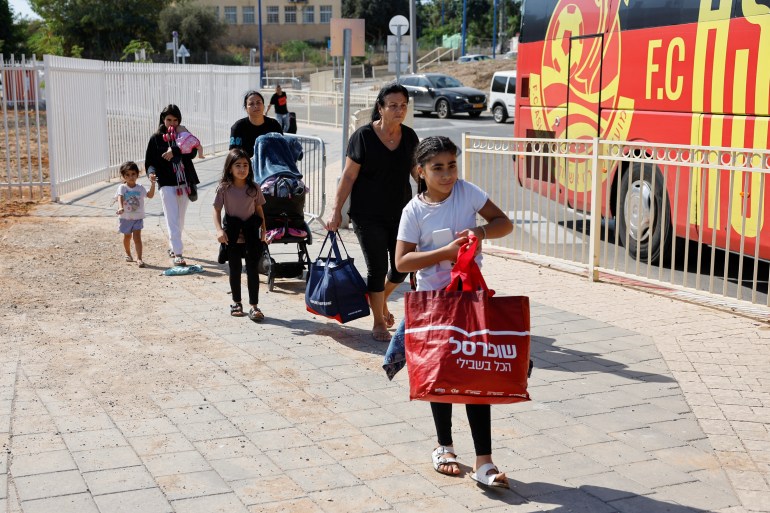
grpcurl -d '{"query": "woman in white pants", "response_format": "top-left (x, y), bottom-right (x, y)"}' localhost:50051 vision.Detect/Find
top-left (144, 104), bottom-right (200, 266)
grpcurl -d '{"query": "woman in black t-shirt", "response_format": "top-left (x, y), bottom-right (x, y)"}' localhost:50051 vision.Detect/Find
top-left (326, 83), bottom-right (419, 341)
top-left (229, 90), bottom-right (283, 158)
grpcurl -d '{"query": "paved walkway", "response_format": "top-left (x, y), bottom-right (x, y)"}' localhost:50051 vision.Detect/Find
top-left (2, 124), bottom-right (769, 513)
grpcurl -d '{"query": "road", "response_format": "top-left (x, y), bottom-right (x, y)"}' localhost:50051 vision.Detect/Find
top-left (411, 110), bottom-right (513, 141)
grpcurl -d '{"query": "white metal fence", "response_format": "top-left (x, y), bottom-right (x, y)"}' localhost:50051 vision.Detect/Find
top-left (2, 54), bottom-right (373, 202)
top-left (1, 54), bottom-right (47, 201)
top-left (464, 135), bottom-right (770, 310)
top-left (44, 55), bottom-right (260, 199)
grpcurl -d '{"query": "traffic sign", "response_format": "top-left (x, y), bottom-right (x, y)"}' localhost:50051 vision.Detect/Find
top-left (389, 15), bottom-right (409, 36)
top-left (178, 45), bottom-right (190, 58)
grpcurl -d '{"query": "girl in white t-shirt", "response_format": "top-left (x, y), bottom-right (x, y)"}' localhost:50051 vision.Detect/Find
top-left (387, 136), bottom-right (513, 488)
top-left (115, 161), bottom-right (155, 267)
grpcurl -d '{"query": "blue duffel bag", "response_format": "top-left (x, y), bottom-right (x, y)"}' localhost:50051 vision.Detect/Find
top-left (305, 231), bottom-right (370, 323)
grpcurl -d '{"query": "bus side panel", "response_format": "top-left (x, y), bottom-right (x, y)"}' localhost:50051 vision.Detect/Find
top-left (695, 114), bottom-right (770, 261)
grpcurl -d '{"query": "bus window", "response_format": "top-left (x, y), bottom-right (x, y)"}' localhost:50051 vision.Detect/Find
top-left (520, 0), bottom-right (557, 43)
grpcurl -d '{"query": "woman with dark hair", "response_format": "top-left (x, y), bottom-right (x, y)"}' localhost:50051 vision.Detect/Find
top-left (145, 104), bottom-right (200, 266)
top-left (229, 90), bottom-right (283, 158)
top-left (326, 82), bottom-right (419, 341)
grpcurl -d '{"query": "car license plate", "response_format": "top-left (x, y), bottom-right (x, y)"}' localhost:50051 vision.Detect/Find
top-left (473, 103), bottom-right (483, 109)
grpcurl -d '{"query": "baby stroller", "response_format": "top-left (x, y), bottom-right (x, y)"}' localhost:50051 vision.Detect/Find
top-left (252, 133), bottom-right (313, 291)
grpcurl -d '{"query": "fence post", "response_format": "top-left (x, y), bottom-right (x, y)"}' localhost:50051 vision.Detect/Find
top-left (588, 137), bottom-right (601, 281)
top-left (209, 66), bottom-right (216, 154)
top-left (43, 55), bottom-right (60, 202)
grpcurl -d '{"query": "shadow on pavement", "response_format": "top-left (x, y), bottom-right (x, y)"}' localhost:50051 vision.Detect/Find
top-left (531, 335), bottom-right (676, 383)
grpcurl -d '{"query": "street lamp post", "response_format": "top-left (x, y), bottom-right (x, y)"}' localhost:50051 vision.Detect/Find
top-left (492, 0), bottom-right (498, 58)
top-left (461, 0), bottom-right (467, 56)
top-left (258, 0), bottom-right (264, 88)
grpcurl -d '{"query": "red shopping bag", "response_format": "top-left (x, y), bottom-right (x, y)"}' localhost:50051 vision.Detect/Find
top-left (405, 236), bottom-right (531, 405)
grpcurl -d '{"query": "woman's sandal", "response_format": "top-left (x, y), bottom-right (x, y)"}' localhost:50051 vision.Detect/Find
top-left (173, 255), bottom-right (187, 266)
top-left (432, 446), bottom-right (460, 476)
top-left (471, 463), bottom-right (509, 488)
top-left (230, 303), bottom-right (245, 317)
top-left (248, 307), bottom-right (265, 323)
top-left (125, 255), bottom-right (133, 262)
top-left (137, 260), bottom-right (146, 268)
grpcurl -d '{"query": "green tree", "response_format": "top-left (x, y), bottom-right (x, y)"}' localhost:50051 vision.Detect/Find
top-left (0, 0), bottom-right (27, 54)
top-left (29, 0), bottom-right (161, 59)
top-left (342, 0), bottom-right (411, 44)
top-left (121, 39), bottom-right (155, 62)
top-left (159, 1), bottom-right (225, 60)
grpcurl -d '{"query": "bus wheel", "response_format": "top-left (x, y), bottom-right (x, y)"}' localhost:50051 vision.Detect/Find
top-left (436, 99), bottom-right (451, 119)
top-left (617, 163), bottom-right (672, 264)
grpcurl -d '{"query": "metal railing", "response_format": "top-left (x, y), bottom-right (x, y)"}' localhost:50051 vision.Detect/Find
top-left (285, 133), bottom-right (326, 224)
top-left (463, 134), bottom-right (770, 310)
top-left (1, 54), bottom-right (48, 201)
top-left (276, 89), bottom-right (379, 128)
top-left (417, 47), bottom-right (457, 70)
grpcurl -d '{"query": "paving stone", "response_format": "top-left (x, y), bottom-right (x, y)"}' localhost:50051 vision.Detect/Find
top-left (566, 471), bottom-right (653, 502)
top-left (229, 413), bottom-right (292, 433)
top-left (285, 463), bottom-right (360, 492)
top-left (128, 432), bottom-right (196, 456)
top-left (14, 470), bottom-right (88, 501)
top-left (156, 470), bottom-right (231, 500)
top-left (655, 480), bottom-right (739, 511)
top-left (534, 487), bottom-right (618, 513)
top-left (93, 487), bottom-right (173, 513)
top-left (339, 452), bottom-right (412, 481)
top-left (61, 428), bottom-right (128, 452)
top-left (21, 493), bottom-right (99, 513)
top-left (114, 417), bottom-right (179, 438)
top-left (82, 465), bottom-right (157, 495)
top-left (171, 492), bottom-right (249, 513)
top-left (194, 437), bottom-right (262, 461)
top-left (230, 475), bottom-right (305, 505)
top-left (248, 427), bottom-right (314, 451)
top-left (533, 451), bottom-right (609, 480)
top-left (9, 433), bottom-right (67, 455)
top-left (247, 497), bottom-right (325, 513)
top-left (614, 459), bottom-right (696, 489)
top-left (177, 419), bottom-right (242, 442)
top-left (608, 493), bottom-right (703, 513)
top-left (308, 484), bottom-right (391, 513)
top-left (366, 473), bottom-right (442, 503)
top-left (143, 450), bottom-right (211, 477)
top-left (10, 450), bottom-right (77, 477)
top-left (210, 455), bottom-right (280, 482)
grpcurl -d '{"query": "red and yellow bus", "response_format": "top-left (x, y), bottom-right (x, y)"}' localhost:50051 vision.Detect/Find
top-left (515, 0), bottom-right (770, 263)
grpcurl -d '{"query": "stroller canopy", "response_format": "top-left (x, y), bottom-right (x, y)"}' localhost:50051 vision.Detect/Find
top-left (252, 133), bottom-right (304, 185)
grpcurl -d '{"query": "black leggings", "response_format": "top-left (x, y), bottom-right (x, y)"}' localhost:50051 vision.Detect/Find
top-left (431, 402), bottom-right (492, 456)
top-left (227, 242), bottom-right (260, 305)
top-left (351, 218), bottom-right (408, 292)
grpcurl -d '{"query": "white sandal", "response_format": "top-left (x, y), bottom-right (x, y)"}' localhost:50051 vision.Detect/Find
top-left (471, 462), bottom-right (509, 488)
top-left (431, 446), bottom-right (459, 476)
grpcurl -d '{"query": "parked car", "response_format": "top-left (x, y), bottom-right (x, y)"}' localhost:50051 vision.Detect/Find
top-left (458, 54), bottom-right (492, 63)
top-left (489, 70), bottom-right (516, 123)
top-left (400, 73), bottom-right (487, 119)
top-left (501, 50), bottom-right (518, 60)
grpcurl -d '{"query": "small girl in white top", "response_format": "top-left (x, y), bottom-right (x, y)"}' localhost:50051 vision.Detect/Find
top-left (389, 136), bottom-right (513, 488)
top-left (115, 161), bottom-right (155, 267)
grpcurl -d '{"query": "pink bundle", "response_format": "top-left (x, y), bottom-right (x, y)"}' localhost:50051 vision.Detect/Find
top-left (163, 127), bottom-right (190, 196)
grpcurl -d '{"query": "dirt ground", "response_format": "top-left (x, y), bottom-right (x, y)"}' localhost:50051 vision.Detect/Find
top-left (421, 59), bottom-right (517, 90)
top-left (0, 216), bottom-right (229, 418)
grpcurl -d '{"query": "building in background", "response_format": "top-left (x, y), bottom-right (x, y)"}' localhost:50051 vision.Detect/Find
top-left (199, 0), bottom-right (341, 46)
